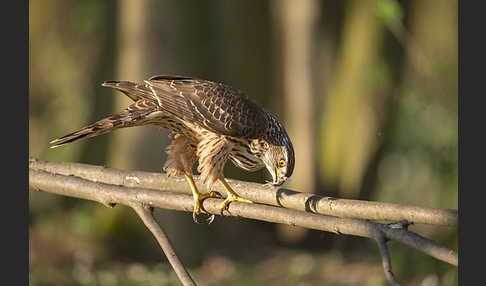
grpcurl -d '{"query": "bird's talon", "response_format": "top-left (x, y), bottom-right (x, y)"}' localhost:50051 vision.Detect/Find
top-left (209, 191), bottom-right (222, 199)
top-left (190, 185), bottom-right (220, 223)
top-left (219, 195), bottom-right (254, 216)
top-left (220, 200), bottom-right (230, 215)
top-left (206, 214), bottom-right (215, 224)
top-left (192, 211), bottom-right (215, 224)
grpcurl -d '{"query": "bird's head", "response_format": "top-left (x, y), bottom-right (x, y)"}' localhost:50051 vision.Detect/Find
top-left (261, 132), bottom-right (295, 186)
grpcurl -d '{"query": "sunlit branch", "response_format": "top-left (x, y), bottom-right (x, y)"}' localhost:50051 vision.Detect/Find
top-left (29, 158), bottom-right (458, 227)
top-left (29, 158), bottom-right (458, 285)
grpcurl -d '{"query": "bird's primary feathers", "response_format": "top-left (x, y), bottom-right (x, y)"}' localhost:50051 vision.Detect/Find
top-left (50, 75), bottom-right (295, 220)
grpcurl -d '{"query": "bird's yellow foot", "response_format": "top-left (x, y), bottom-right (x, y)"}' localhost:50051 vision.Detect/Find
top-left (220, 194), bottom-right (253, 214)
top-left (218, 178), bottom-right (253, 215)
top-left (185, 173), bottom-right (220, 223)
top-left (192, 190), bottom-right (220, 223)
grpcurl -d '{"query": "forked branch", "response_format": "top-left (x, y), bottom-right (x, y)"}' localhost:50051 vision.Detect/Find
top-left (29, 158), bottom-right (458, 226)
top-left (29, 158), bottom-right (458, 286)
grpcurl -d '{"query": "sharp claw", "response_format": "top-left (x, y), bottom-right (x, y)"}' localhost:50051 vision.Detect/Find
top-left (192, 211), bottom-right (215, 224)
top-left (206, 214), bottom-right (215, 224)
top-left (192, 191), bottom-right (220, 223)
top-left (209, 191), bottom-right (223, 199)
top-left (220, 202), bottom-right (229, 216)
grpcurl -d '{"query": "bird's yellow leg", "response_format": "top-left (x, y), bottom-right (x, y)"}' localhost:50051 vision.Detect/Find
top-left (218, 178), bottom-right (253, 213)
top-left (184, 173), bottom-right (219, 221)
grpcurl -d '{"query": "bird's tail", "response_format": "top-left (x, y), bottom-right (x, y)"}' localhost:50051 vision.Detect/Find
top-left (49, 101), bottom-right (158, 148)
top-left (101, 80), bottom-right (153, 101)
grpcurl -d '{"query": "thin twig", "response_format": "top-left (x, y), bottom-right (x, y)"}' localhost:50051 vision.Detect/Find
top-left (29, 157), bottom-right (458, 226)
top-left (374, 231), bottom-right (400, 286)
top-left (131, 204), bottom-right (196, 286)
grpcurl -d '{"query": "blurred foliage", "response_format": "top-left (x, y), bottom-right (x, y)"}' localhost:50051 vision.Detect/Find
top-left (375, 0), bottom-right (403, 27)
top-left (30, 0), bottom-right (457, 285)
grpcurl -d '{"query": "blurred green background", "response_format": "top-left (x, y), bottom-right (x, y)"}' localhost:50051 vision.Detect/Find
top-left (29, 0), bottom-right (458, 285)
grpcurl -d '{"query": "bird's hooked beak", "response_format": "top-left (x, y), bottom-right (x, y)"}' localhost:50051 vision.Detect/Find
top-left (272, 167), bottom-right (287, 186)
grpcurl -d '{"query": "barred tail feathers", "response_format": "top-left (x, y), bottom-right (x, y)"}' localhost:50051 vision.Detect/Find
top-left (49, 101), bottom-right (159, 148)
top-left (101, 80), bottom-right (153, 102)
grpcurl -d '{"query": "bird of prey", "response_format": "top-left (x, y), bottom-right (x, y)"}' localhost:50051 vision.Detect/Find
top-left (50, 75), bottom-right (295, 222)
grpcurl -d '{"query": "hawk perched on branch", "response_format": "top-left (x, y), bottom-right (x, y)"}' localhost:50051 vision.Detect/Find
top-left (50, 75), bottom-right (295, 222)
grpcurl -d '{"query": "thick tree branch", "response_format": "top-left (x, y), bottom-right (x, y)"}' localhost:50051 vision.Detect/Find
top-left (29, 165), bottom-right (458, 266)
top-left (29, 158), bottom-right (458, 285)
top-left (29, 158), bottom-right (458, 227)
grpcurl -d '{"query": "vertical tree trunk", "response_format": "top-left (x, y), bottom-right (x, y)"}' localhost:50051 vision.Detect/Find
top-left (106, 0), bottom-right (152, 170)
top-left (277, 0), bottom-right (318, 194)
top-left (272, 0), bottom-right (319, 244)
top-left (318, 0), bottom-right (385, 198)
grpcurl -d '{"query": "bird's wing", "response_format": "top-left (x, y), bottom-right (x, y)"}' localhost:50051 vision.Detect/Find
top-left (145, 75), bottom-right (269, 139)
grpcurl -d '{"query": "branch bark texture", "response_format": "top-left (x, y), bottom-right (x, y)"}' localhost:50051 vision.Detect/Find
top-left (29, 158), bottom-right (458, 226)
top-left (29, 158), bottom-right (458, 285)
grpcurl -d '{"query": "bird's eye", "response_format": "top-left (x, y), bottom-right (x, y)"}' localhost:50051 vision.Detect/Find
top-left (279, 159), bottom-right (286, 167)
